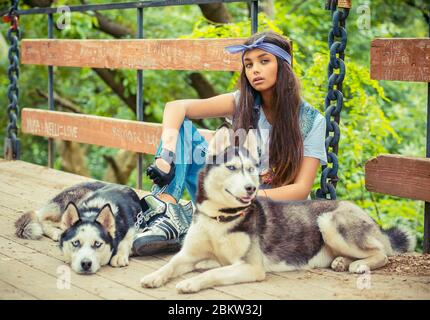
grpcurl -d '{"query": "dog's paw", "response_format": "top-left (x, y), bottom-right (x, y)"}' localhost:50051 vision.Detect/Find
top-left (176, 279), bottom-right (202, 294)
top-left (50, 232), bottom-right (60, 242)
top-left (140, 272), bottom-right (167, 288)
top-left (349, 261), bottom-right (370, 274)
top-left (110, 253), bottom-right (129, 267)
top-left (331, 257), bottom-right (349, 272)
top-left (47, 228), bottom-right (62, 242)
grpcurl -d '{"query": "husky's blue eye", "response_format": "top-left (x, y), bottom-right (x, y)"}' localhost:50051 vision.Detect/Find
top-left (71, 240), bottom-right (80, 248)
top-left (248, 167), bottom-right (255, 173)
top-left (226, 165), bottom-right (236, 171)
top-left (93, 241), bottom-right (102, 249)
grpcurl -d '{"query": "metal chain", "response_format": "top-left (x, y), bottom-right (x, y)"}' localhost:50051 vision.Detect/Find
top-left (3, 0), bottom-right (21, 160)
top-left (135, 210), bottom-right (145, 231)
top-left (316, 0), bottom-right (349, 200)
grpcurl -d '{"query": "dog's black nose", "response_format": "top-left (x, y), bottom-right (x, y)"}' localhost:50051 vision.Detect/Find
top-left (245, 184), bottom-right (256, 195)
top-left (81, 259), bottom-right (92, 271)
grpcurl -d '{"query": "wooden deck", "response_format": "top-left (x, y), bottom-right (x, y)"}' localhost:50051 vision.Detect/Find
top-left (0, 159), bottom-right (429, 300)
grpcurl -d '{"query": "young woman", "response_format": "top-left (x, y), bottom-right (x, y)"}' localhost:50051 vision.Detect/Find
top-left (132, 31), bottom-right (327, 256)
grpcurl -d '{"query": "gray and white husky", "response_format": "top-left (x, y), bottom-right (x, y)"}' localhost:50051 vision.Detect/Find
top-left (15, 181), bottom-right (141, 274)
top-left (140, 126), bottom-right (415, 293)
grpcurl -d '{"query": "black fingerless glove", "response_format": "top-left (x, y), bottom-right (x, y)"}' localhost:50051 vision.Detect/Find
top-left (146, 149), bottom-right (176, 187)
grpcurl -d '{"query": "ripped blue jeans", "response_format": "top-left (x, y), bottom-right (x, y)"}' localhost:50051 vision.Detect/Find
top-left (151, 118), bottom-right (208, 203)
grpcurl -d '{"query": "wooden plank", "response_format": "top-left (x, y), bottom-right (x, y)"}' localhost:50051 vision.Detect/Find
top-left (21, 39), bottom-right (244, 71)
top-left (21, 108), bottom-right (214, 154)
top-left (0, 279), bottom-right (37, 300)
top-left (0, 252), bottom-right (102, 299)
top-left (0, 158), bottom-right (90, 187)
top-left (0, 234), bottom-right (154, 300)
top-left (365, 154), bottom-right (430, 201)
top-left (370, 38), bottom-right (430, 82)
top-left (0, 161), bottom-right (157, 221)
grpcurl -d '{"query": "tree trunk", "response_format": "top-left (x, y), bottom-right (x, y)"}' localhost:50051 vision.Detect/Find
top-left (103, 151), bottom-right (137, 184)
top-left (35, 89), bottom-right (82, 114)
top-left (55, 140), bottom-right (90, 177)
top-left (189, 73), bottom-right (218, 99)
top-left (198, 3), bottom-right (232, 23)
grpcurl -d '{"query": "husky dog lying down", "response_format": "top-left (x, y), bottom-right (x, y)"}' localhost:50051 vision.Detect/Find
top-left (15, 182), bottom-right (141, 274)
top-left (140, 127), bottom-right (415, 293)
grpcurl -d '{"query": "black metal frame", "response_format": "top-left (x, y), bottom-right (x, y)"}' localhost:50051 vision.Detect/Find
top-left (8, 0), bottom-right (259, 189)
top-left (16, 0), bottom-right (254, 15)
top-left (48, 13), bottom-right (54, 168)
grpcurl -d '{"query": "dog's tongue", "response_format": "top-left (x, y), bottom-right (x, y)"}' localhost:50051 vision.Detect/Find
top-left (240, 196), bottom-right (252, 202)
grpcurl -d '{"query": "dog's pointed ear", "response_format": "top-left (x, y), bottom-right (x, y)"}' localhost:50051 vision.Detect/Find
top-left (96, 204), bottom-right (116, 239)
top-left (207, 125), bottom-right (232, 157)
top-left (243, 128), bottom-right (259, 161)
top-left (61, 202), bottom-right (80, 230)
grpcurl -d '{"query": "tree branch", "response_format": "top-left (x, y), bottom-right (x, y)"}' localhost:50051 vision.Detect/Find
top-left (35, 89), bottom-right (83, 113)
top-left (92, 68), bottom-right (137, 114)
top-left (404, 0), bottom-right (429, 25)
top-left (79, 0), bottom-right (134, 38)
top-left (198, 3), bottom-right (232, 23)
top-left (93, 12), bottom-right (134, 38)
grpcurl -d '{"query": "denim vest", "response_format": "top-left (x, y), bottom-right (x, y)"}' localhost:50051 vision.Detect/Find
top-left (252, 93), bottom-right (319, 142)
top-left (252, 93), bottom-right (320, 182)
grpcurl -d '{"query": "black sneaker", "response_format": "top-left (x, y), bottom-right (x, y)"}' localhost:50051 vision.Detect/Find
top-left (137, 194), bottom-right (167, 228)
top-left (132, 199), bottom-right (193, 256)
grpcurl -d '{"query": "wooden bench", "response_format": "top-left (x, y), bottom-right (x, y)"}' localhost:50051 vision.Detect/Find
top-left (20, 38), bottom-right (246, 154)
top-left (365, 154), bottom-right (430, 202)
top-left (367, 38), bottom-right (430, 252)
top-left (367, 38), bottom-right (430, 199)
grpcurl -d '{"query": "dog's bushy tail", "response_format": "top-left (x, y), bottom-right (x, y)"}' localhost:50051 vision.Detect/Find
top-left (381, 227), bottom-right (416, 254)
top-left (15, 211), bottom-right (43, 240)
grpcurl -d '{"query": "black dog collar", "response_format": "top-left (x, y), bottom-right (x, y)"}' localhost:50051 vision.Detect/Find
top-left (212, 214), bottom-right (243, 223)
top-left (208, 204), bottom-right (251, 223)
top-left (218, 205), bottom-right (251, 214)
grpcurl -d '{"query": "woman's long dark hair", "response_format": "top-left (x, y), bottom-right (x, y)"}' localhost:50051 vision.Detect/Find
top-left (232, 31), bottom-right (303, 188)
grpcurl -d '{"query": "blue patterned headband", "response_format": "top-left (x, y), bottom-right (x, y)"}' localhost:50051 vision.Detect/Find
top-left (225, 35), bottom-right (292, 65)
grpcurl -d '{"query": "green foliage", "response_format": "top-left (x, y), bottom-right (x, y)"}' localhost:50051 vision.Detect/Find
top-left (0, 0), bottom-right (427, 250)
